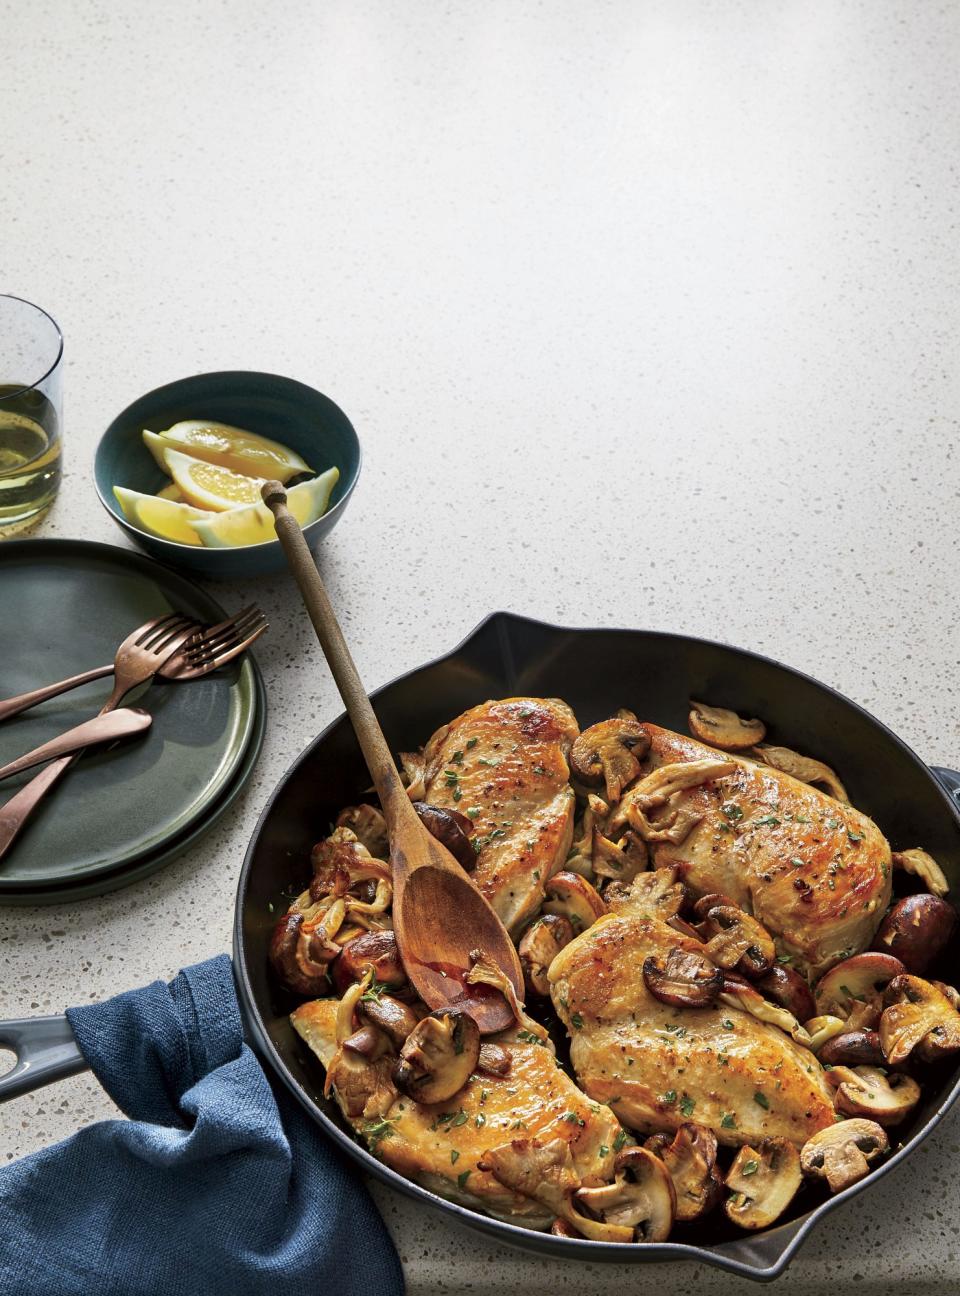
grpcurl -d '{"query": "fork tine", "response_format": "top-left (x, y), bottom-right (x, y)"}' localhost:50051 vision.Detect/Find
top-left (202, 621), bottom-right (268, 669)
top-left (144, 617), bottom-right (199, 656)
top-left (185, 610), bottom-right (266, 659)
top-left (133, 612), bottom-right (187, 648)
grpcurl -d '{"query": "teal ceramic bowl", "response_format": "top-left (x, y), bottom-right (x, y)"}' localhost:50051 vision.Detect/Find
top-left (95, 370), bottom-right (361, 578)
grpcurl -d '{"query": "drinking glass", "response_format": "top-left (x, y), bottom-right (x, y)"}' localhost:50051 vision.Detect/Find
top-left (0, 295), bottom-right (63, 534)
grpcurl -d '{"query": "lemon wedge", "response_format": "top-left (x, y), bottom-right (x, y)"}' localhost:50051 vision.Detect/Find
top-left (113, 487), bottom-right (213, 546)
top-left (164, 448), bottom-right (265, 512)
top-left (156, 482), bottom-right (184, 502)
top-left (144, 421), bottom-right (312, 483)
top-left (192, 467), bottom-right (339, 548)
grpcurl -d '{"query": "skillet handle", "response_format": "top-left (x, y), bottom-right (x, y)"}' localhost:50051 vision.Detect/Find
top-left (0, 1014), bottom-right (88, 1102)
top-left (933, 766), bottom-right (960, 809)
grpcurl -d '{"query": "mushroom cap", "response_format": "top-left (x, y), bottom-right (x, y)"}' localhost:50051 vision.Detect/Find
top-left (814, 952), bottom-right (906, 1019)
top-left (576, 1146), bottom-right (676, 1242)
top-left (543, 871), bottom-right (607, 934)
top-left (358, 993), bottom-right (422, 1048)
top-left (392, 1007), bottom-right (481, 1104)
top-left (825, 1064), bottom-right (921, 1126)
top-left (477, 1041), bottom-right (512, 1076)
top-left (800, 1118), bottom-right (889, 1193)
top-left (755, 964), bottom-right (817, 1025)
top-left (818, 1029), bottom-right (885, 1067)
top-left (570, 717), bottom-right (650, 804)
top-left (879, 974), bottom-right (960, 1064)
top-left (871, 893), bottom-right (957, 975)
top-left (688, 700), bottom-right (766, 751)
top-left (724, 1138), bottom-right (802, 1230)
top-left (332, 929), bottom-right (407, 995)
top-left (335, 803), bottom-right (389, 859)
top-left (803, 1014), bottom-right (849, 1053)
top-left (269, 911), bottom-right (332, 996)
top-left (519, 913), bottom-right (574, 997)
top-left (642, 946), bottom-right (724, 1009)
top-left (412, 801), bottom-right (478, 871)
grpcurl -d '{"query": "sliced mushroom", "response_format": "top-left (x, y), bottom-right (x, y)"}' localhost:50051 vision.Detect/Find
top-left (879, 974), bottom-right (960, 1064)
top-left (392, 1008), bottom-right (480, 1104)
top-left (720, 979), bottom-right (811, 1045)
top-left (333, 930), bottom-right (407, 995)
top-left (591, 826), bottom-right (649, 883)
top-left (818, 1029), bottom-right (885, 1067)
top-left (576, 1146), bottom-right (676, 1242)
top-left (871, 894), bottom-right (957, 974)
top-left (632, 800), bottom-right (704, 846)
top-left (752, 744), bottom-right (848, 802)
top-left (800, 1119), bottom-right (889, 1193)
top-left (893, 848), bottom-right (949, 897)
top-left (477, 1042), bottom-right (512, 1076)
top-left (642, 947), bottom-right (724, 1008)
top-left (549, 1218), bottom-right (583, 1239)
top-left (342, 1024), bottom-right (391, 1059)
top-left (358, 994), bottom-right (421, 1048)
top-left (543, 871), bottom-right (607, 935)
top-left (482, 1138), bottom-right (634, 1243)
top-left (701, 905), bottom-right (776, 977)
top-left (688, 701), bottom-right (766, 751)
top-left (607, 759), bottom-right (736, 835)
top-left (691, 891), bottom-right (738, 922)
top-left (756, 965), bottom-right (817, 1024)
top-left (648, 1123), bottom-right (722, 1222)
top-left (934, 981), bottom-right (960, 1012)
top-left (412, 801), bottom-right (478, 871)
top-left (825, 1064), bottom-right (921, 1125)
top-left (335, 804), bottom-right (389, 859)
top-left (570, 718), bottom-right (650, 804)
top-left (399, 749), bottom-right (427, 800)
top-left (269, 911), bottom-right (333, 996)
top-left (724, 1139), bottom-right (801, 1230)
top-left (803, 1014), bottom-right (849, 1053)
top-left (814, 953), bottom-right (906, 1020)
top-left (519, 914), bottom-right (574, 997)
top-left (466, 948), bottom-right (553, 1047)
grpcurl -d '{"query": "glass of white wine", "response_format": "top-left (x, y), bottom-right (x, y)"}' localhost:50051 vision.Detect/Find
top-left (0, 295), bottom-right (63, 535)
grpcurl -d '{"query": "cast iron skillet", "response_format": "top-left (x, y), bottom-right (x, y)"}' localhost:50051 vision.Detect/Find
top-left (5, 614), bottom-right (960, 1281)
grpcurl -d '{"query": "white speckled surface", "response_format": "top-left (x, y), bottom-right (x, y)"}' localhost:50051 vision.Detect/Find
top-left (2, 1), bottom-right (959, 1290)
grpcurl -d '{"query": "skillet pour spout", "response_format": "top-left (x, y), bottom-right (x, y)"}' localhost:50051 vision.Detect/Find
top-left (229, 613), bottom-right (960, 1278)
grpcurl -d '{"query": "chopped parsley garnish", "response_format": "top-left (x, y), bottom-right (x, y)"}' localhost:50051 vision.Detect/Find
top-left (755, 815), bottom-right (780, 826)
top-left (360, 976), bottom-right (388, 1004)
top-left (570, 1012), bottom-right (584, 1030)
top-left (466, 737), bottom-right (478, 749)
top-left (515, 1029), bottom-right (548, 1046)
top-left (457, 1170), bottom-right (471, 1188)
top-left (599, 1144), bottom-right (609, 1157)
top-left (450, 1150), bottom-right (460, 1164)
top-left (721, 1112), bottom-right (737, 1129)
top-left (474, 1113), bottom-right (486, 1128)
top-left (679, 1095), bottom-right (696, 1117)
top-left (661, 1090), bottom-right (677, 1105)
top-left (776, 954), bottom-right (793, 965)
top-left (721, 801), bottom-right (744, 822)
top-left (532, 764), bottom-right (546, 775)
top-left (453, 787), bottom-right (463, 802)
top-left (722, 1019), bottom-right (735, 1029)
top-left (465, 806), bottom-right (481, 818)
top-left (452, 750), bottom-right (464, 764)
top-left (561, 1111), bottom-right (585, 1126)
top-left (519, 707), bottom-right (534, 718)
top-left (613, 1129), bottom-right (629, 1153)
top-left (478, 756), bottom-right (500, 767)
top-left (741, 1159), bottom-right (759, 1176)
top-left (364, 1116), bottom-right (399, 1150)
top-left (847, 830), bottom-right (863, 844)
top-left (754, 1092), bottom-right (770, 1110)
top-left (443, 770), bottom-right (459, 786)
top-left (790, 857), bottom-right (804, 869)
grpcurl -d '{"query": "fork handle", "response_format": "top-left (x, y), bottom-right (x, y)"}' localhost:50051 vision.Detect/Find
top-left (0, 664), bottom-right (113, 722)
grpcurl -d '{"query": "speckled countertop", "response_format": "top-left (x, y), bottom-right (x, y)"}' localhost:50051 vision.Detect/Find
top-left (2, 1), bottom-right (959, 1291)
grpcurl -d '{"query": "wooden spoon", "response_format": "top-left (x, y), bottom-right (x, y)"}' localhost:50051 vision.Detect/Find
top-left (262, 481), bottom-right (523, 1034)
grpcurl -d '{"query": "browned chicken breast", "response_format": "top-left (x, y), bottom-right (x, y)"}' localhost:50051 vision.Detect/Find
top-left (421, 698), bottom-right (578, 935)
top-left (291, 998), bottom-right (621, 1225)
top-left (629, 724), bottom-right (892, 977)
top-left (548, 891), bottom-right (836, 1149)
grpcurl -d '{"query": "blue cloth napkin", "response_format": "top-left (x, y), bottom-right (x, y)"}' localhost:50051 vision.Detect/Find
top-left (0, 955), bottom-right (404, 1296)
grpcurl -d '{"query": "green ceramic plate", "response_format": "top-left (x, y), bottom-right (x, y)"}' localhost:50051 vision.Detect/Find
top-left (0, 678), bottom-right (265, 905)
top-left (0, 539), bottom-right (263, 888)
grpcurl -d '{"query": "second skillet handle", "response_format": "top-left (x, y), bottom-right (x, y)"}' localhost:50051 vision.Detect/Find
top-left (933, 766), bottom-right (960, 809)
top-left (0, 1014), bottom-right (88, 1102)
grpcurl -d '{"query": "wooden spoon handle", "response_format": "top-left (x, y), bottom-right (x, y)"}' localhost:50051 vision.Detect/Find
top-left (262, 482), bottom-right (415, 827)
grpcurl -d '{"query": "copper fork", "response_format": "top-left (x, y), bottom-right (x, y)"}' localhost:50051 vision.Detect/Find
top-left (0, 615), bottom-right (200, 863)
top-left (161, 605), bottom-right (268, 679)
top-left (0, 607), bottom-right (265, 722)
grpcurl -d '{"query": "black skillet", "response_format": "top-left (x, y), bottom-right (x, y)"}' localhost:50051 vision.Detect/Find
top-left (4, 613), bottom-right (960, 1282)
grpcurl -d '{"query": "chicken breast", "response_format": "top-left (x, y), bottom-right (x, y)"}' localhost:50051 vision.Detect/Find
top-left (291, 998), bottom-right (621, 1225)
top-left (548, 898), bottom-right (836, 1149)
top-left (421, 698), bottom-right (578, 935)
top-left (628, 724), bottom-right (892, 978)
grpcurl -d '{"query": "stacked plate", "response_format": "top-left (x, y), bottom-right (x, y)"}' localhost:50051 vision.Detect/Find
top-left (0, 539), bottom-right (265, 904)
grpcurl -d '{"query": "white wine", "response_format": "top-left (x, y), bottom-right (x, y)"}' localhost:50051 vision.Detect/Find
top-left (0, 385), bottom-right (61, 533)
